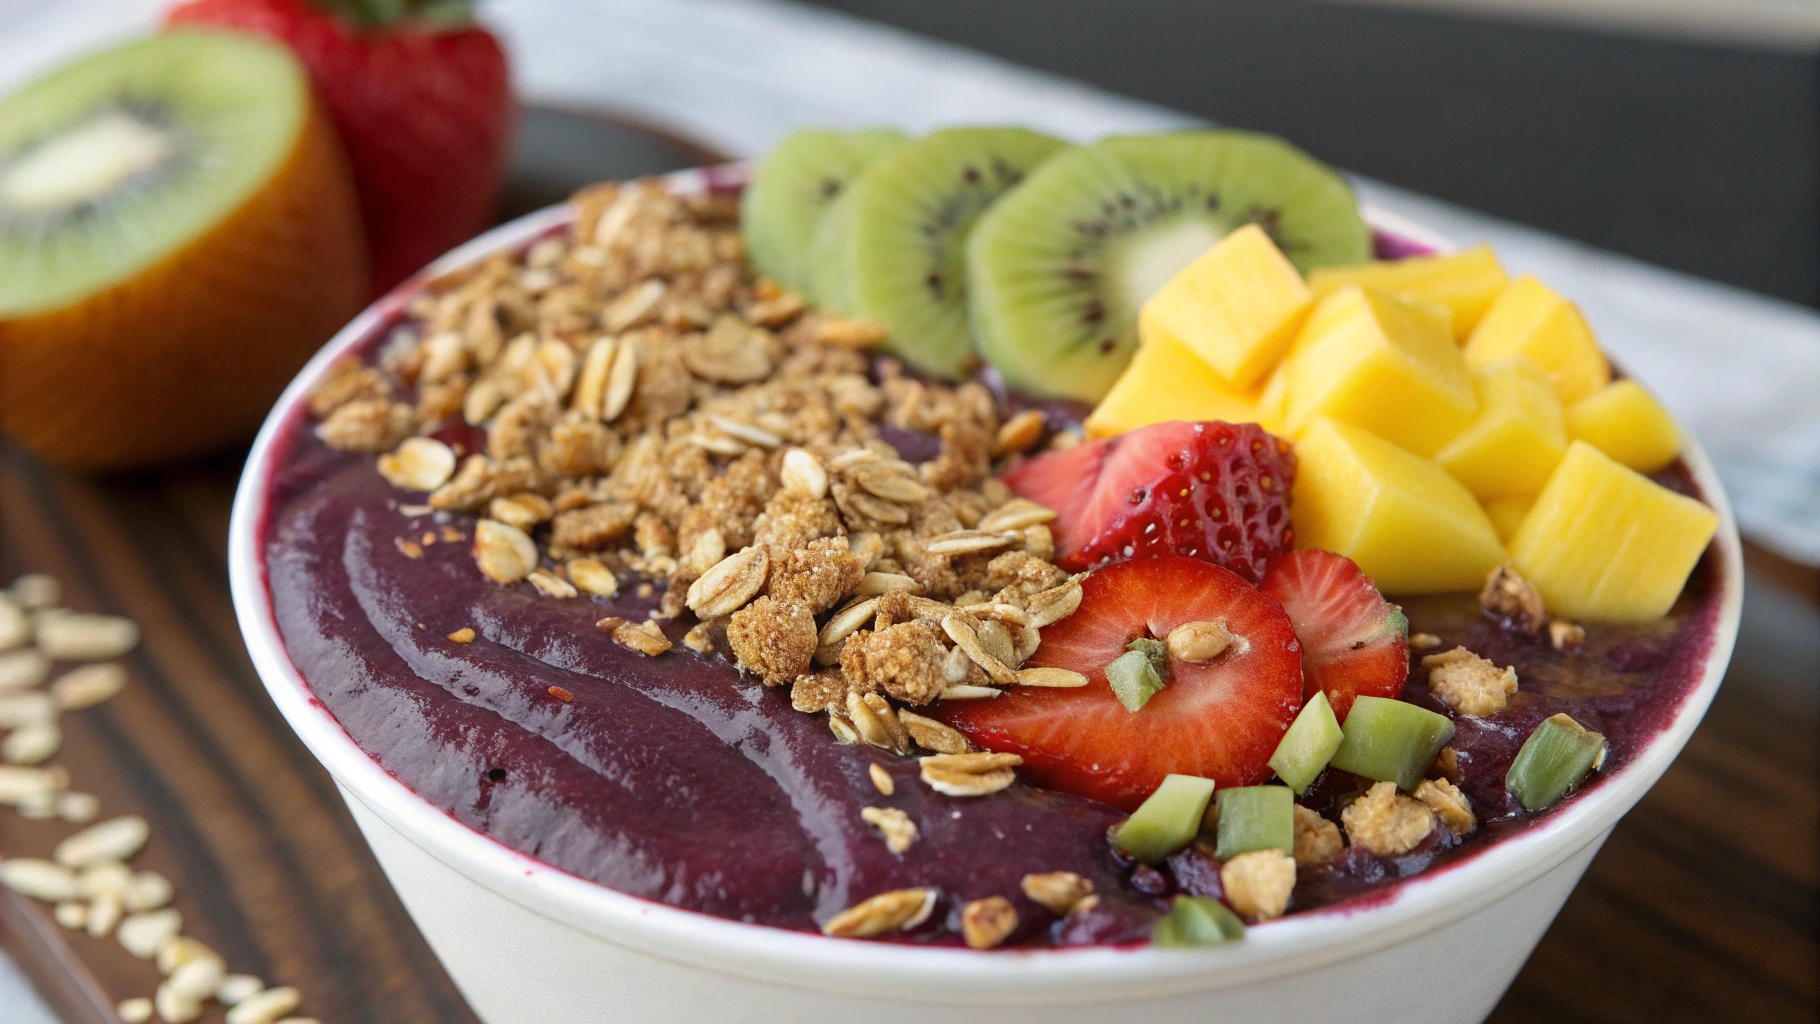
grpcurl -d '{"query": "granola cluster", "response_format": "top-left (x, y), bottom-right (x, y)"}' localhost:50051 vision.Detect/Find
top-left (307, 178), bottom-right (1087, 802)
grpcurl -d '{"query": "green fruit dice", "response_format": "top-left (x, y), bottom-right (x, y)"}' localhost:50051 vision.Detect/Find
top-left (1113, 773), bottom-right (1216, 864)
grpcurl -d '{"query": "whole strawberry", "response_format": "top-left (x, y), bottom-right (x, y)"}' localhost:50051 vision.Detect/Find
top-left (167, 0), bottom-right (514, 295)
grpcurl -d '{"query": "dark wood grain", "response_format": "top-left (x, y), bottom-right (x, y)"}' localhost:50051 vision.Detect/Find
top-left (1, 109), bottom-right (1815, 1024)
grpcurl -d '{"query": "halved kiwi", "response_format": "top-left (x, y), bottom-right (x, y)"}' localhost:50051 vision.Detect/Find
top-left (0, 31), bottom-right (366, 468)
top-left (967, 131), bottom-right (1370, 402)
top-left (809, 126), bottom-right (1067, 379)
top-left (740, 127), bottom-right (906, 299)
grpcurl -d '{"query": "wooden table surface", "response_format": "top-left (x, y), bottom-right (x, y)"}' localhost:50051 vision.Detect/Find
top-left (1, 112), bottom-right (1815, 1024)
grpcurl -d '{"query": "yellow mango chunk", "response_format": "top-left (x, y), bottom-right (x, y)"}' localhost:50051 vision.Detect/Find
top-left (1085, 334), bottom-right (1267, 438)
top-left (1435, 357), bottom-right (1567, 499)
top-left (1510, 441), bottom-right (1718, 622)
top-left (1464, 275), bottom-right (1611, 404)
top-left (1292, 417), bottom-right (1508, 594)
top-left (1482, 495), bottom-right (1536, 543)
top-left (1139, 223), bottom-right (1312, 389)
top-left (1283, 285), bottom-right (1478, 457)
top-left (1307, 244), bottom-right (1509, 340)
top-left (1565, 379), bottom-right (1681, 474)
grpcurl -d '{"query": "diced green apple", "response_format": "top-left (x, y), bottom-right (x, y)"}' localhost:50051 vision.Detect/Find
top-left (1113, 773), bottom-right (1216, 864)
top-left (1506, 712), bottom-right (1606, 810)
top-left (1152, 895), bottom-right (1246, 948)
top-left (1213, 785), bottom-right (1295, 860)
top-left (1328, 695), bottom-right (1456, 791)
top-left (1268, 690), bottom-right (1343, 794)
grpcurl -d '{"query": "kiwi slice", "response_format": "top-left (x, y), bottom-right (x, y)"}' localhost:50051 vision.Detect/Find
top-left (739, 127), bottom-right (907, 299)
top-left (967, 130), bottom-right (1371, 402)
top-left (0, 32), bottom-right (312, 317)
top-left (809, 126), bottom-right (1067, 378)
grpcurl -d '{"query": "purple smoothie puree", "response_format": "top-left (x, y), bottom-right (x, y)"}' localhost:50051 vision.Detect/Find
top-left (258, 221), bottom-right (1724, 947)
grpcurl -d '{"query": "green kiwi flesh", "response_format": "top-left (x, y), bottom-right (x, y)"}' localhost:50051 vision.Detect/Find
top-left (0, 31), bottom-right (308, 317)
top-left (739, 127), bottom-right (906, 299)
top-left (809, 126), bottom-right (1068, 379)
top-left (967, 130), bottom-right (1371, 402)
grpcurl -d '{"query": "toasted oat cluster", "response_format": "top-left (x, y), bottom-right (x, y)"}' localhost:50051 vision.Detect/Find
top-left (307, 178), bottom-right (1087, 807)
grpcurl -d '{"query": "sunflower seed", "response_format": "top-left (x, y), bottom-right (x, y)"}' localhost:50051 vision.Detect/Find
top-left (0, 765), bottom-right (66, 805)
top-left (0, 597), bottom-right (27, 651)
top-left (51, 663), bottom-right (125, 710)
top-left (225, 987), bottom-right (302, 1024)
top-left (567, 558), bottom-right (619, 597)
top-left (157, 935), bottom-right (219, 975)
top-left (217, 975), bottom-right (265, 1006)
top-left (0, 858), bottom-right (79, 901)
top-left (1014, 667), bottom-right (1090, 688)
top-left (0, 691), bottom-right (55, 728)
top-left (154, 980), bottom-right (203, 1024)
top-left (10, 574), bottom-right (59, 610)
top-left (86, 889), bottom-right (123, 937)
top-left (37, 614), bottom-right (139, 661)
top-left (168, 954), bottom-right (226, 1002)
top-left (0, 649), bottom-right (49, 691)
top-left (54, 901), bottom-right (86, 929)
top-left (867, 763), bottom-right (894, 795)
top-left (3, 723), bottom-right (60, 765)
top-left (938, 684), bottom-right (1001, 700)
top-left (55, 815), bottom-right (149, 868)
top-left (117, 908), bottom-right (182, 958)
top-left (56, 791), bottom-right (100, 825)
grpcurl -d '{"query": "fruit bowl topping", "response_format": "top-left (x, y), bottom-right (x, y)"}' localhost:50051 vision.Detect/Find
top-left (1002, 420), bottom-right (1297, 584)
top-left (940, 555), bottom-right (1304, 809)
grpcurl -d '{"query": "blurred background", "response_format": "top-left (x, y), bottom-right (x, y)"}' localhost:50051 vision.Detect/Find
top-left (1, 1), bottom-right (1815, 1022)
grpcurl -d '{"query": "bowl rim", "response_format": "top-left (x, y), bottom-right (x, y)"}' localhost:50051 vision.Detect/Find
top-left (227, 166), bottom-right (1743, 1003)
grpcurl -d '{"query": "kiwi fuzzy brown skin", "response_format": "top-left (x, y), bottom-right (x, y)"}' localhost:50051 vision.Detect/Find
top-left (0, 95), bottom-right (366, 469)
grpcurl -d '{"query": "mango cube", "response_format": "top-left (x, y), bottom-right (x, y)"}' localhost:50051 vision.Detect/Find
top-left (1307, 244), bottom-right (1510, 340)
top-left (1085, 334), bottom-right (1269, 438)
top-left (1482, 495), bottom-right (1536, 543)
top-left (1510, 441), bottom-right (1718, 622)
top-left (1565, 379), bottom-right (1681, 474)
top-left (1435, 357), bottom-right (1567, 499)
top-left (1464, 275), bottom-right (1611, 404)
top-left (1139, 223), bottom-right (1312, 389)
top-left (1293, 416), bottom-right (1508, 594)
top-left (1282, 285), bottom-right (1478, 457)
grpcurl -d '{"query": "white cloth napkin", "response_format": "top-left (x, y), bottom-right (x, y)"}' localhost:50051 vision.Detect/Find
top-left (6, 0), bottom-right (1819, 564)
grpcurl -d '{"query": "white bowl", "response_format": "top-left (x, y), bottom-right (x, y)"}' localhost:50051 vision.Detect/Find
top-left (228, 171), bottom-right (1742, 1024)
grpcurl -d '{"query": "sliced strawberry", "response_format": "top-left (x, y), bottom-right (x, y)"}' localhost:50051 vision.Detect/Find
top-left (1260, 549), bottom-right (1410, 722)
top-left (940, 556), bottom-right (1303, 810)
top-left (1002, 421), bottom-right (1295, 583)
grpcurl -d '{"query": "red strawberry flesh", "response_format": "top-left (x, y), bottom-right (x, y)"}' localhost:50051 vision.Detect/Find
top-left (1002, 420), bottom-right (1295, 583)
top-left (1260, 549), bottom-right (1410, 722)
top-left (940, 556), bottom-right (1304, 810)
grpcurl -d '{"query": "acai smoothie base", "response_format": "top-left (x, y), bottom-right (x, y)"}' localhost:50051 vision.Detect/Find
top-left (258, 127), bottom-right (1723, 951)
